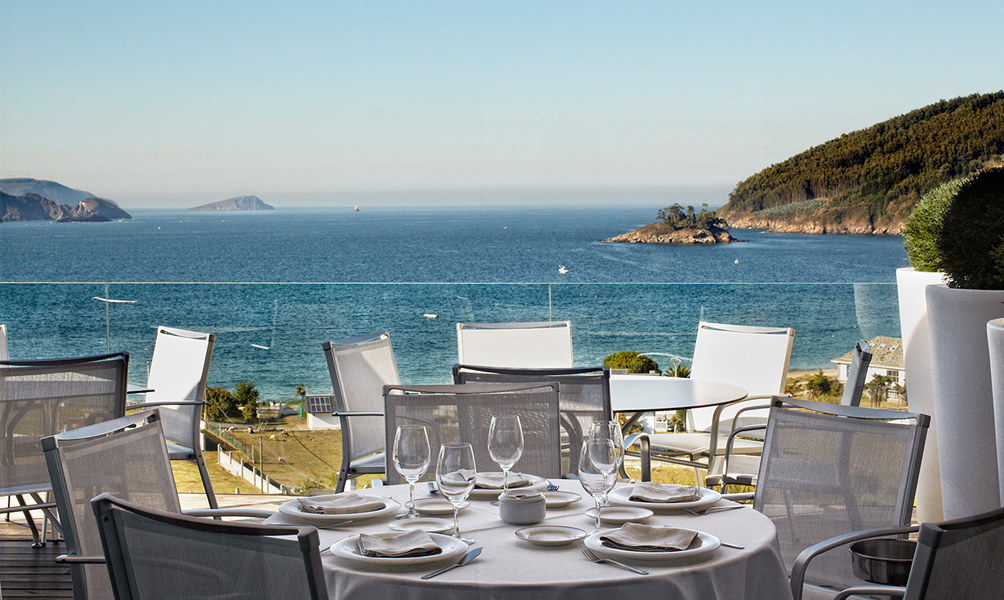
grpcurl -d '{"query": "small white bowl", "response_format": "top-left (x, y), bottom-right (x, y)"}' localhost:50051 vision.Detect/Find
top-left (585, 506), bottom-right (654, 525)
top-left (514, 525), bottom-right (587, 547)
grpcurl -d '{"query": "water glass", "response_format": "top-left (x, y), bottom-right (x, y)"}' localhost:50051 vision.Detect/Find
top-left (436, 442), bottom-right (477, 544)
top-left (589, 420), bottom-right (625, 476)
top-left (392, 424), bottom-right (431, 519)
top-left (578, 438), bottom-right (618, 532)
top-left (488, 414), bottom-right (523, 496)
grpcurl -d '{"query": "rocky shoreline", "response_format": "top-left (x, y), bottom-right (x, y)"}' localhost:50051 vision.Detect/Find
top-left (601, 222), bottom-right (738, 244)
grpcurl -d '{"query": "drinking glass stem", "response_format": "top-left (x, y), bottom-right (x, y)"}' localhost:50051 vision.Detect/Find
top-left (407, 481), bottom-right (417, 516)
top-left (502, 467), bottom-right (509, 495)
top-left (452, 503), bottom-right (461, 539)
top-left (593, 495), bottom-right (603, 531)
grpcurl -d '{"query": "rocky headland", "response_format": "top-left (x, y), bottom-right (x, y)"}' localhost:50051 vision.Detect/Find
top-left (189, 195), bottom-right (274, 211)
top-left (0, 179), bottom-right (132, 222)
top-left (602, 222), bottom-right (737, 244)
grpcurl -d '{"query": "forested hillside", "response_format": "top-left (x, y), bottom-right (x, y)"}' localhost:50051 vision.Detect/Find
top-left (719, 92), bottom-right (1004, 234)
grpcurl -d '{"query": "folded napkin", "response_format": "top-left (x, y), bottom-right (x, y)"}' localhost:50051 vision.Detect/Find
top-left (296, 493), bottom-right (386, 515)
top-left (475, 472), bottom-right (530, 489)
top-left (355, 530), bottom-right (443, 558)
top-left (628, 482), bottom-right (702, 504)
top-left (600, 523), bottom-right (699, 552)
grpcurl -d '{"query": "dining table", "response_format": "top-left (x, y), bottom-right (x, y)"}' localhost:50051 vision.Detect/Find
top-left (609, 374), bottom-right (749, 431)
top-left (265, 479), bottom-right (794, 600)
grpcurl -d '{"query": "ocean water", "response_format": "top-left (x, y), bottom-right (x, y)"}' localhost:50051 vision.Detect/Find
top-left (0, 205), bottom-right (909, 400)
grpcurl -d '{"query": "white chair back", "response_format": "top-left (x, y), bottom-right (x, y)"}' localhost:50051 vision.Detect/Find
top-left (688, 321), bottom-right (794, 431)
top-left (145, 327), bottom-right (215, 448)
top-left (456, 321), bottom-right (573, 368)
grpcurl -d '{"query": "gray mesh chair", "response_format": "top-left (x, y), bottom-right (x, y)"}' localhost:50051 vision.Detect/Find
top-left (42, 410), bottom-right (271, 600)
top-left (322, 332), bottom-right (400, 492)
top-left (456, 321), bottom-right (573, 368)
top-left (382, 382), bottom-right (561, 484)
top-left (127, 327), bottom-right (217, 508)
top-left (0, 352), bottom-right (128, 547)
top-left (840, 339), bottom-right (873, 407)
top-left (750, 397), bottom-right (929, 600)
top-left (92, 493), bottom-right (327, 600)
top-left (452, 364), bottom-right (611, 475)
top-left (811, 505), bottom-right (1004, 600)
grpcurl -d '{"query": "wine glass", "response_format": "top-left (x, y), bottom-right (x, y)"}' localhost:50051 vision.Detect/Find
top-left (436, 442), bottom-right (477, 544)
top-left (578, 438), bottom-right (618, 533)
top-left (392, 424), bottom-right (431, 519)
top-left (589, 420), bottom-right (625, 476)
top-left (488, 414), bottom-right (523, 497)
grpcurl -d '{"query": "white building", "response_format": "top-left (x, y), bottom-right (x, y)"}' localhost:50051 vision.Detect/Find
top-left (832, 336), bottom-right (905, 396)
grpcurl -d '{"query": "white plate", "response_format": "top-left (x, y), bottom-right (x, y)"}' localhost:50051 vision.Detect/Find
top-left (330, 531), bottom-right (468, 565)
top-left (515, 525), bottom-right (587, 547)
top-left (468, 473), bottom-right (548, 499)
top-left (414, 498), bottom-right (470, 516)
top-left (608, 486), bottom-right (721, 512)
top-left (542, 491), bottom-right (582, 508)
top-left (585, 506), bottom-right (653, 525)
top-left (388, 517), bottom-right (454, 534)
top-left (584, 529), bottom-right (721, 561)
top-left (277, 496), bottom-right (400, 523)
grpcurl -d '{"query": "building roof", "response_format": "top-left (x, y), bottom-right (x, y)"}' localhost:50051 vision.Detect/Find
top-left (831, 336), bottom-right (904, 370)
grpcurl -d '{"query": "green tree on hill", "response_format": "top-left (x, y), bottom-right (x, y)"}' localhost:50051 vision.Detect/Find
top-left (236, 379), bottom-right (261, 421)
top-left (656, 203), bottom-right (728, 230)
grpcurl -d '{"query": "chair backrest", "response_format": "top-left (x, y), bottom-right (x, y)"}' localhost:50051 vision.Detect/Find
top-left (688, 321), bottom-right (795, 432)
top-left (840, 339), bottom-right (872, 407)
top-left (904, 505), bottom-right (1004, 600)
top-left (42, 411), bottom-right (181, 600)
top-left (92, 493), bottom-right (327, 600)
top-left (0, 323), bottom-right (8, 361)
top-left (323, 332), bottom-right (400, 461)
top-left (144, 327), bottom-right (215, 448)
top-left (452, 364), bottom-right (611, 474)
top-left (754, 397), bottom-right (929, 592)
top-left (1, 353), bottom-right (128, 500)
top-left (382, 382), bottom-right (562, 484)
top-left (456, 321), bottom-right (573, 369)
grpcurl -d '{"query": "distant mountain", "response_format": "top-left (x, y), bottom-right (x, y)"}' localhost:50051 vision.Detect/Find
top-left (718, 91), bottom-right (1004, 234)
top-left (0, 178), bottom-right (131, 222)
top-left (189, 195), bottom-right (275, 211)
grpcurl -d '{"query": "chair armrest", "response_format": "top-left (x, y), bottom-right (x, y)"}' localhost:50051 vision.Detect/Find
top-left (56, 554), bottom-right (106, 564)
top-left (832, 586), bottom-right (905, 600)
top-left (128, 400), bottom-right (205, 410)
top-left (183, 509), bottom-right (274, 519)
top-left (331, 411), bottom-right (384, 417)
top-left (790, 525), bottom-right (918, 600)
top-left (623, 432), bottom-right (651, 482)
top-left (720, 492), bottom-right (753, 502)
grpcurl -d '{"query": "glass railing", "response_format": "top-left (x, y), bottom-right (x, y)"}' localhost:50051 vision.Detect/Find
top-left (0, 281), bottom-right (900, 400)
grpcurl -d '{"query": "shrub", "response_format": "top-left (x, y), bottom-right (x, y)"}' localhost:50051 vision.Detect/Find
top-left (903, 166), bottom-right (1004, 289)
top-left (236, 379), bottom-right (261, 422)
top-left (603, 351), bottom-right (660, 374)
top-left (204, 386), bottom-right (238, 422)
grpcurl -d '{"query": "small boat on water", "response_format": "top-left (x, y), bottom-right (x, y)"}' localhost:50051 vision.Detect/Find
top-left (423, 313), bottom-right (438, 319)
top-left (558, 265), bottom-right (569, 274)
top-left (354, 206), bottom-right (360, 212)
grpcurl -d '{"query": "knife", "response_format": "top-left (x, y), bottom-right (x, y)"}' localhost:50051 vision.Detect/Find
top-left (422, 547), bottom-right (482, 579)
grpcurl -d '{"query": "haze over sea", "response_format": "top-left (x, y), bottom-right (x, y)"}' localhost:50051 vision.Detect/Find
top-left (0, 204), bottom-right (908, 400)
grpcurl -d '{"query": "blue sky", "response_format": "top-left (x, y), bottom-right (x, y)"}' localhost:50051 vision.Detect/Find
top-left (1, 1), bottom-right (1001, 208)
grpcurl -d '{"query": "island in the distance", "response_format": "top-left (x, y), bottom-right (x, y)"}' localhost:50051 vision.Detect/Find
top-left (189, 195), bottom-right (275, 211)
top-left (602, 204), bottom-right (737, 245)
top-left (0, 178), bottom-right (132, 222)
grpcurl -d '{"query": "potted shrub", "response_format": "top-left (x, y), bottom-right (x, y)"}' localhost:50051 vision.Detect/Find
top-left (902, 166), bottom-right (1004, 518)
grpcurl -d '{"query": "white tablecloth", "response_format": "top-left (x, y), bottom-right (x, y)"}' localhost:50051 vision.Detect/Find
top-left (266, 481), bottom-right (794, 600)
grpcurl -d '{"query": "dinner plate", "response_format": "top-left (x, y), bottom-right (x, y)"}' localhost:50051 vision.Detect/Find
top-left (515, 525), bottom-right (587, 547)
top-left (584, 506), bottom-right (653, 525)
top-left (414, 498), bottom-right (469, 516)
top-left (468, 473), bottom-right (548, 499)
top-left (607, 486), bottom-right (721, 512)
top-left (330, 531), bottom-right (468, 565)
top-left (388, 517), bottom-right (454, 534)
top-left (584, 529), bottom-right (721, 561)
top-left (277, 496), bottom-right (400, 523)
top-left (542, 490), bottom-right (582, 508)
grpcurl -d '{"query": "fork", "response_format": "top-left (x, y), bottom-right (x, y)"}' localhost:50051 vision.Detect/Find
top-left (686, 504), bottom-right (745, 516)
top-left (545, 480), bottom-right (560, 491)
top-left (581, 548), bottom-right (648, 575)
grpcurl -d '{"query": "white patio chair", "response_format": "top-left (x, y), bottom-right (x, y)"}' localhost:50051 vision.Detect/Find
top-left (804, 504), bottom-right (1004, 600)
top-left (456, 321), bottom-right (573, 368)
top-left (382, 382), bottom-right (562, 484)
top-left (452, 364), bottom-right (611, 476)
top-left (745, 397), bottom-right (929, 600)
top-left (641, 321), bottom-right (794, 485)
top-left (42, 410), bottom-right (273, 600)
top-left (0, 352), bottom-right (128, 547)
top-left (92, 493), bottom-right (327, 600)
top-left (126, 327), bottom-right (217, 508)
top-left (323, 332), bottom-right (400, 492)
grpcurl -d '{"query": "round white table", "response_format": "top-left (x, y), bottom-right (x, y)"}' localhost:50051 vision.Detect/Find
top-left (609, 374), bottom-right (749, 431)
top-left (266, 481), bottom-right (793, 600)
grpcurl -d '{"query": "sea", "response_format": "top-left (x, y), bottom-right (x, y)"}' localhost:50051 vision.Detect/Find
top-left (0, 205), bottom-right (909, 401)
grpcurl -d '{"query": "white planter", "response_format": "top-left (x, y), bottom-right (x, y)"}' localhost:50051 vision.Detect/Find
top-left (987, 318), bottom-right (1004, 506)
top-left (896, 267), bottom-right (947, 523)
top-left (927, 284), bottom-right (1004, 519)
